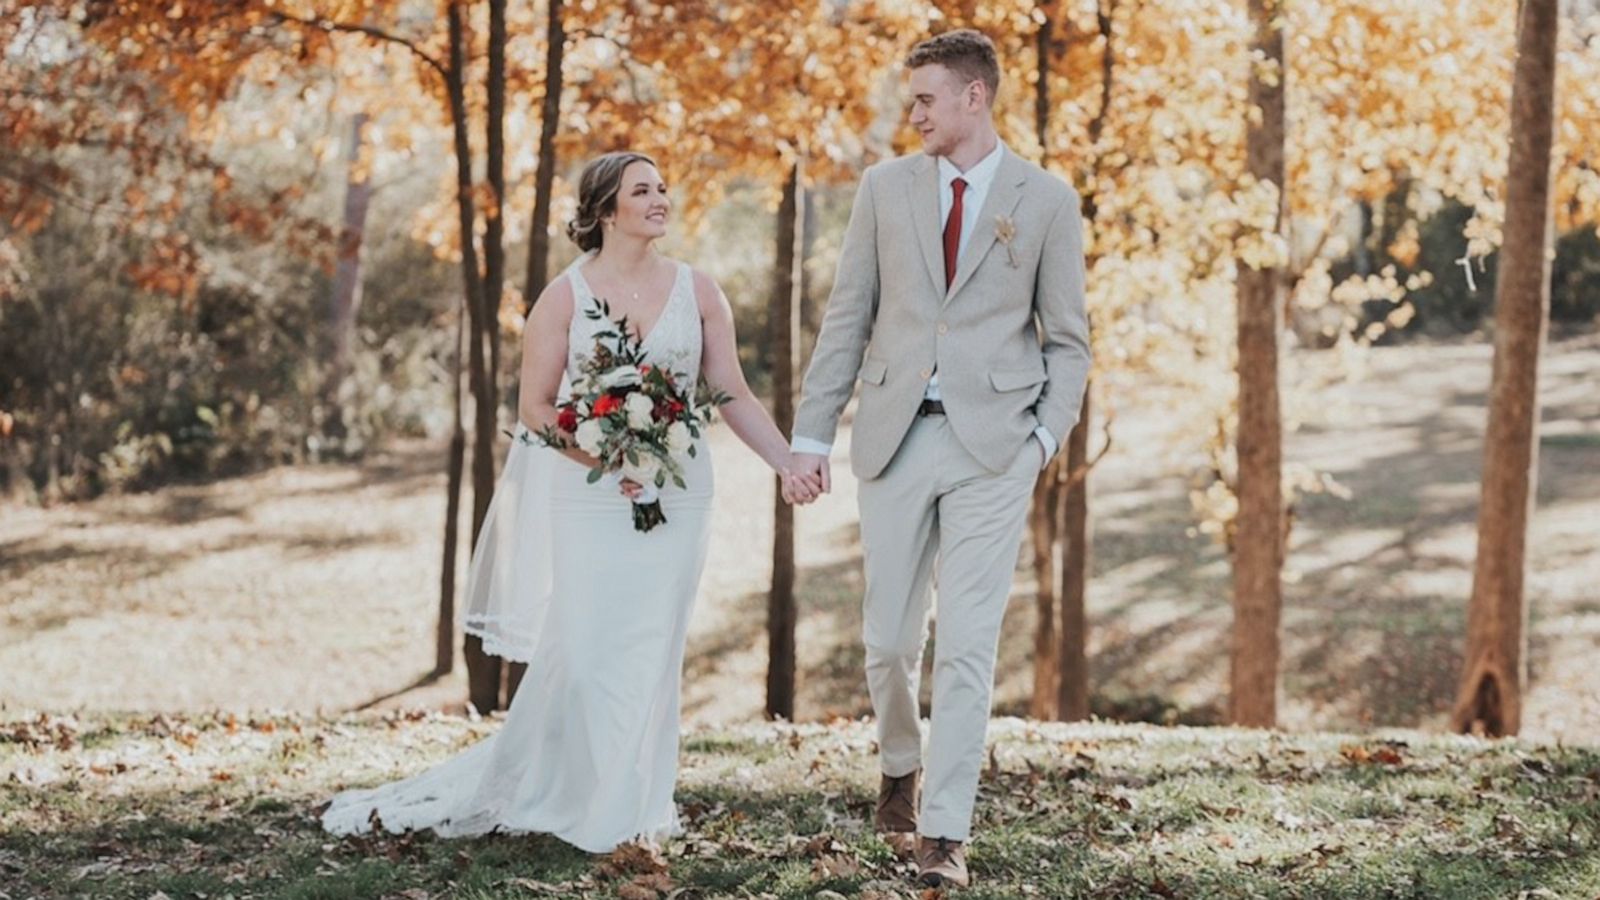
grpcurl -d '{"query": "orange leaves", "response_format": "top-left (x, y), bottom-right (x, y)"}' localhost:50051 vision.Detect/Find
top-left (575, 0), bottom-right (917, 205)
top-left (597, 841), bottom-right (675, 899)
top-left (123, 235), bottom-right (202, 299)
top-left (471, 180), bottom-right (502, 222)
top-left (1339, 741), bottom-right (1406, 766)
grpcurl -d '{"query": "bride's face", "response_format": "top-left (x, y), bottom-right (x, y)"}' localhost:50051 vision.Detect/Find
top-left (609, 161), bottom-right (670, 241)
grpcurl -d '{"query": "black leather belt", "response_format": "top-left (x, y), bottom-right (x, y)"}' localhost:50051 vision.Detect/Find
top-left (917, 399), bottom-right (946, 416)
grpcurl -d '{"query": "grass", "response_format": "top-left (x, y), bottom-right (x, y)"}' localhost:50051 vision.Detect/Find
top-left (4, 711), bottom-right (1599, 899)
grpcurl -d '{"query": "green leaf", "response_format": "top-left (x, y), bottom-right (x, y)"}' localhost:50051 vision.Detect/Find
top-left (586, 468), bottom-right (603, 484)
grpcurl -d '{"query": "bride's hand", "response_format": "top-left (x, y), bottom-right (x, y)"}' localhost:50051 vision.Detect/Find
top-left (619, 477), bottom-right (645, 500)
top-left (779, 455), bottom-right (824, 505)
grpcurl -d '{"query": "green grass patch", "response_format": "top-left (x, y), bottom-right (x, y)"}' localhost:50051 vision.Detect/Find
top-left (3, 713), bottom-right (1597, 898)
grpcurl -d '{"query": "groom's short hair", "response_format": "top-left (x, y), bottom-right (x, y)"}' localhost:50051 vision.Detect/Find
top-left (906, 29), bottom-right (1000, 107)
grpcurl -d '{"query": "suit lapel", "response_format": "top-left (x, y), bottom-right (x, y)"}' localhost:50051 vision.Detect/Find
top-left (909, 156), bottom-right (948, 300)
top-left (944, 147), bottom-right (1027, 304)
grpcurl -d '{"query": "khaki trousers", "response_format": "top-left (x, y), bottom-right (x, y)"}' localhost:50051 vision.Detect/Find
top-left (858, 414), bottom-right (1038, 841)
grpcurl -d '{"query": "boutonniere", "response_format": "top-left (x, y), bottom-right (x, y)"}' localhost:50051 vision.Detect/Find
top-left (994, 215), bottom-right (1019, 268)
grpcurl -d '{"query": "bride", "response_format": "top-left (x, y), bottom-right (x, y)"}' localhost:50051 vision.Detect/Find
top-left (321, 151), bottom-right (821, 852)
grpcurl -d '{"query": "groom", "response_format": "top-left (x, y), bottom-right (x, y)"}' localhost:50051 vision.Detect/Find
top-left (788, 29), bottom-right (1091, 889)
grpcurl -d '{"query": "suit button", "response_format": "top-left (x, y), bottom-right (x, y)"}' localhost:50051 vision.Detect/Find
top-left (937, 322), bottom-right (949, 335)
top-left (920, 368), bottom-right (932, 380)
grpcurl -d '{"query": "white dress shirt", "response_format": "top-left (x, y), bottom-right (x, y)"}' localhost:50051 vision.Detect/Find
top-left (793, 141), bottom-right (1058, 468)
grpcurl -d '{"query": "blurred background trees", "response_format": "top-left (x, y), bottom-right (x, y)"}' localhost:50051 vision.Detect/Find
top-left (2, 0), bottom-right (1597, 731)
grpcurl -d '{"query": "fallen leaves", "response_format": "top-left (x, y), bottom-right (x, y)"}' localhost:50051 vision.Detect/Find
top-left (1340, 742), bottom-right (1407, 766)
top-left (5, 714), bottom-right (1600, 899)
top-left (2, 713), bottom-right (81, 751)
top-left (598, 841), bottom-right (677, 899)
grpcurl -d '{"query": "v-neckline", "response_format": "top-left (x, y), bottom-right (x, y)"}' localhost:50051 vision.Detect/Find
top-left (576, 259), bottom-right (683, 347)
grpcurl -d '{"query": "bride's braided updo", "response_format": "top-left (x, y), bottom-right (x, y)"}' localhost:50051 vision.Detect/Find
top-left (566, 151), bottom-right (658, 252)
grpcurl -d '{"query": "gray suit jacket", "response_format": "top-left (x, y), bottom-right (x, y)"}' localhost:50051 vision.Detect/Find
top-left (794, 146), bottom-right (1092, 480)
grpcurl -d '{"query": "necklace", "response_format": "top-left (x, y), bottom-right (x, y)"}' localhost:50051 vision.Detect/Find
top-left (589, 257), bottom-right (659, 305)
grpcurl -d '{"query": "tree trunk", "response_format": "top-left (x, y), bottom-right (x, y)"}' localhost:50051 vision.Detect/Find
top-left (437, 297), bottom-right (466, 677)
top-left (766, 164), bottom-right (802, 720)
top-left (1452, 0), bottom-right (1558, 738)
top-left (1049, 0), bottom-right (1116, 723)
top-left (1230, 0), bottom-right (1287, 728)
top-left (483, 0), bottom-right (506, 424)
top-left (445, 3), bottom-right (501, 714)
top-left (798, 186), bottom-right (818, 354)
top-left (1058, 384), bottom-right (1091, 720)
top-left (0, 411), bottom-right (21, 502)
top-left (40, 304), bottom-right (61, 504)
top-left (483, 0), bottom-right (518, 709)
top-left (1028, 458), bottom-right (1062, 719)
top-left (323, 112), bottom-right (371, 445)
top-left (524, 0), bottom-right (565, 312)
top-left (1026, 0), bottom-right (1063, 722)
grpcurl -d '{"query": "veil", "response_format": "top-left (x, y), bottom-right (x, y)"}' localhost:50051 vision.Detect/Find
top-left (459, 256), bottom-right (592, 664)
top-left (459, 429), bottom-right (556, 663)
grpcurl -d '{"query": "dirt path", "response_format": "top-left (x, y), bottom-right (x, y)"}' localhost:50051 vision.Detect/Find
top-left (3, 335), bottom-right (1597, 743)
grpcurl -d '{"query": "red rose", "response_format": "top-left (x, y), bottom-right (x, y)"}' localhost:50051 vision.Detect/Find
top-left (668, 400), bottom-right (686, 417)
top-left (593, 394), bottom-right (623, 416)
top-left (556, 406), bottom-right (579, 433)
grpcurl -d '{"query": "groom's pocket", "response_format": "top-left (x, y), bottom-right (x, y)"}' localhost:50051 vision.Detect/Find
top-left (989, 365), bottom-right (1046, 392)
top-left (858, 358), bottom-right (888, 386)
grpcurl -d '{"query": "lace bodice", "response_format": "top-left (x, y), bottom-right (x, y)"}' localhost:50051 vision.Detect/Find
top-left (565, 257), bottom-right (703, 392)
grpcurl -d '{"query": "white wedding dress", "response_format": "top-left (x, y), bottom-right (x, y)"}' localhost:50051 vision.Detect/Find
top-left (322, 256), bottom-right (713, 853)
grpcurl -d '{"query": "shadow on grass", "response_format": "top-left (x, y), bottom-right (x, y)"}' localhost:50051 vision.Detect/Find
top-left (8, 738), bottom-right (1596, 900)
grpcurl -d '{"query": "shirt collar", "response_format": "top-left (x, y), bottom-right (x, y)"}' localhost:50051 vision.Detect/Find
top-left (937, 140), bottom-right (1006, 193)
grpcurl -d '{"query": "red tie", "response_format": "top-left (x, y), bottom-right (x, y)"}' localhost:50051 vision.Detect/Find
top-left (943, 177), bottom-right (967, 289)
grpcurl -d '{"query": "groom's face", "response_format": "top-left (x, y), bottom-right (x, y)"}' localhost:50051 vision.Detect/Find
top-left (908, 63), bottom-right (981, 157)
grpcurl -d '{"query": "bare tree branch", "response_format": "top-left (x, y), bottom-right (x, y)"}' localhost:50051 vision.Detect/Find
top-left (269, 11), bottom-right (449, 82)
top-left (1064, 412), bottom-right (1114, 490)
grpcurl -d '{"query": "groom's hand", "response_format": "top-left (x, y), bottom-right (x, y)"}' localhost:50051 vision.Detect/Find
top-left (780, 471), bottom-right (816, 505)
top-left (792, 452), bottom-right (831, 499)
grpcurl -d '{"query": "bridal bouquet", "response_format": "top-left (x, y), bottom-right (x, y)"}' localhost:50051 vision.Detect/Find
top-left (525, 301), bottom-right (727, 532)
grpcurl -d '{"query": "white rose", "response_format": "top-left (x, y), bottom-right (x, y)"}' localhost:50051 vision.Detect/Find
top-left (624, 392), bottom-right (655, 430)
top-left (598, 365), bottom-right (642, 389)
top-left (666, 421), bottom-right (692, 455)
top-left (621, 452), bottom-right (661, 487)
top-left (574, 419), bottom-right (605, 455)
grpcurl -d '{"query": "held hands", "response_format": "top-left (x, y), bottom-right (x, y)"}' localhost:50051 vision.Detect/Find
top-left (780, 452), bottom-right (830, 506)
top-left (620, 456), bottom-right (827, 504)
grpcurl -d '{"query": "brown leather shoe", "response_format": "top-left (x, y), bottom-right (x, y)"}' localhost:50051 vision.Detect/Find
top-left (875, 769), bottom-right (920, 854)
top-left (916, 835), bottom-right (970, 889)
